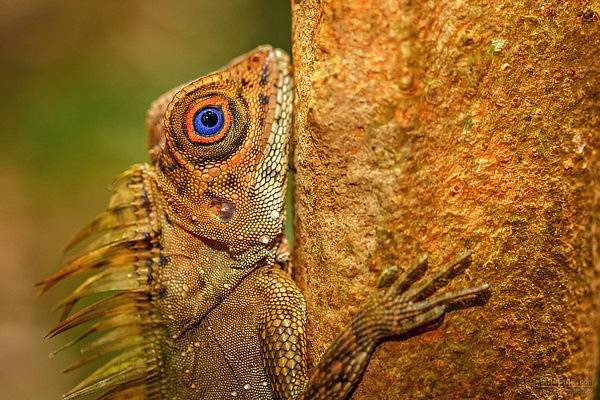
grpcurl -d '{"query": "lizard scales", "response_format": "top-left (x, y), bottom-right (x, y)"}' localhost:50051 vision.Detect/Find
top-left (40, 46), bottom-right (488, 400)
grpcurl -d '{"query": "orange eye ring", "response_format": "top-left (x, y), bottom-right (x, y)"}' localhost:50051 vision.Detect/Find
top-left (184, 96), bottom-right (232, 144)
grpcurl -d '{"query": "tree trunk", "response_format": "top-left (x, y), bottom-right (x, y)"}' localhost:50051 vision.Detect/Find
top-left (291, 1), bottom-right (600, 399)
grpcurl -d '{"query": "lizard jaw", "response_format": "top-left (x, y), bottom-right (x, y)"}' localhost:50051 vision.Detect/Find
top-left (249, 47), bottom-right (294, 245)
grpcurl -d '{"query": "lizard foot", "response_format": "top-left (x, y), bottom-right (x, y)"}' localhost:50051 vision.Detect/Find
top-left (371, 250), bottom-right (489, 337)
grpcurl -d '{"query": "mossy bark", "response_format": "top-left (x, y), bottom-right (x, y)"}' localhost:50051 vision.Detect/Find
top-left (291, 1), bottom-right (600, 398)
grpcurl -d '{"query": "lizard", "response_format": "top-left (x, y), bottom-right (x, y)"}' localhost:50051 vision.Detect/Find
top-left (39, 45), bottom-right (489, 400)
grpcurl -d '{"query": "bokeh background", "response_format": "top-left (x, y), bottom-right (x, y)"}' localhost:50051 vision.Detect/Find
top-left (0, 1), bottom-right (290, 398)
top-left (4, 2), bottom-right (600, 400)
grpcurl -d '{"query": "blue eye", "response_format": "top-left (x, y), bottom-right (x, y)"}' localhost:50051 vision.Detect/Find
top-left (193, 107), bottom-right (224, 137)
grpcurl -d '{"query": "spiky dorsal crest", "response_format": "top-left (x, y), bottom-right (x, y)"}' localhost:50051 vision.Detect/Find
top-left (38, 164), bottom-right (166, 400)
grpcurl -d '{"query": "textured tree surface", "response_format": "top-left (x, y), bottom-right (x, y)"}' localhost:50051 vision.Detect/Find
top-left (291, 1), bottom-right (600, 399)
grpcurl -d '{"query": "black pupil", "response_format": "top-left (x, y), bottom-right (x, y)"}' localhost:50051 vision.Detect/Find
top-left (201, 110), bottom-right (219, 128)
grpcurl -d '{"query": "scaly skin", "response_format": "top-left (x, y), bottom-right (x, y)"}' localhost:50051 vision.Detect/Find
top-left (40, 46), bottom-right (488, 400)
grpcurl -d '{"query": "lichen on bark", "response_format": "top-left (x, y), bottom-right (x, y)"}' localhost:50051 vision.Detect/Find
top-left (291, 1), bottom-right (600, 398)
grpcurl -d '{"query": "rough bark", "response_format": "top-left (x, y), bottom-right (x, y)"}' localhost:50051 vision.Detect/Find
top-left (291, 1), bottom-right (600, 399)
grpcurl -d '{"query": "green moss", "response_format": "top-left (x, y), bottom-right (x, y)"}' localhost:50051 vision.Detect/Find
top-left (489, 38), bottom-right (507, 55)
top-left (466, 54), bottom-right (477, 67)
top-left (534, 130), bottom-right (551, 157)
top-left (463, 113), bottom-right (474, 133)
top-left (506, 214), bottom-right (528, 227)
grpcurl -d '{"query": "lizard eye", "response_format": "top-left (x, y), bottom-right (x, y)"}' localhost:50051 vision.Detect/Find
top-left (194, 107), bottom-right (223, 136)
top-left (184, 96), bottom-right (232, 144)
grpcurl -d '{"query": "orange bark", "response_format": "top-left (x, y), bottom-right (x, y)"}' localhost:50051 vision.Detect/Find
top-left (292, 1), bottom-right (600, 398)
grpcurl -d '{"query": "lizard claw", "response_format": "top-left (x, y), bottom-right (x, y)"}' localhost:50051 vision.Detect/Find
top-left (275, 236), bottom-right (293, 275)
top-left (377, 253), bottom-right (428, 290)
top-left (397, 250), bottom-right (473, 302)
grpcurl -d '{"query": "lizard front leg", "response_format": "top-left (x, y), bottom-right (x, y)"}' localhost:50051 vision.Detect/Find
top-left (275, 235), bottom-right (293, 275)
top-left (259, 251), bottom-right (488, 400)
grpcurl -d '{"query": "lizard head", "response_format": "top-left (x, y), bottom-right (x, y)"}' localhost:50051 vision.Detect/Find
top-left (146, 46), bottom-right (293, 255)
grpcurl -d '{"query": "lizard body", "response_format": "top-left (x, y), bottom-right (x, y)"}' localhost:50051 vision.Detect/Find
top-left (40, 46), bottom-right (488, 400)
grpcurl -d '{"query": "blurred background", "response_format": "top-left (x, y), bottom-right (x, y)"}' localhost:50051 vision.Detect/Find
top-left (0, 1), bottom-right (290, 398)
